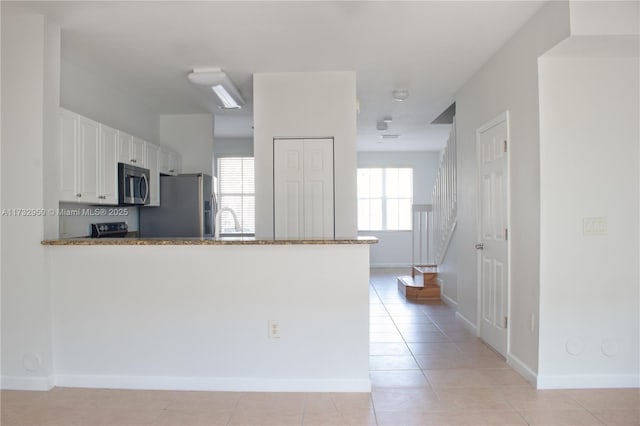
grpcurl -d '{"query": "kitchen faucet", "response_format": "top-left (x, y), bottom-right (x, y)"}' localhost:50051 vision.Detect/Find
top-left (214, 207), bottom-right (241, 238)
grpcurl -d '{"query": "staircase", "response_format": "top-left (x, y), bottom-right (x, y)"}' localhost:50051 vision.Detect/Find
top-left (397, 265), bottom-right (440, 300)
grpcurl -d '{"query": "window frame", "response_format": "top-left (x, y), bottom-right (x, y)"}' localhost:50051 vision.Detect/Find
top-left (216, 154), bottom-right (255, 236)
top-left (357, 167), bottom-right (413, 232)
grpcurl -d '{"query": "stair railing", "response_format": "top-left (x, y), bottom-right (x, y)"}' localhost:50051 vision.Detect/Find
top-left (432, 118), bottom-right (457, 265)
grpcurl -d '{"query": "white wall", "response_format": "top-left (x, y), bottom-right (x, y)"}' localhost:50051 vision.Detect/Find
top-left (49, 244), bottom-right (370, 392)
top-left (160, 114), bottom-right (214, 176)
top-left (1, 13), bottom-right (60, 390)
top-left (454, 1), bottom-right (570, 378)
top-left (538, 54), bottom-right (639, 388)
top-left (357, 151), bottom-right (440, 267)
top-left (61, 60), bottom-right (159, 143)
top-left (253, 72), bottom-right (357, 239)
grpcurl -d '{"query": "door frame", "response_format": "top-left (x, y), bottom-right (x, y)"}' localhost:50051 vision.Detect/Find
top-left (475, 110), bottom-right (511, 356)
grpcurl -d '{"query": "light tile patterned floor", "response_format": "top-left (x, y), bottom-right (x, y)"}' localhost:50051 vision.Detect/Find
top-left (2, 268), bottom-right (638, 425)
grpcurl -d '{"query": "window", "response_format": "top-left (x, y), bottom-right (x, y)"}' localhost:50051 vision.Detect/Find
top-left (357, 168), bottom-right (412, 231)
top-left (216, 156), bottom-right (255, 235)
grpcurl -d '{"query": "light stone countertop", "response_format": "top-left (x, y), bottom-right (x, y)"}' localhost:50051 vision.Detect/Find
top-left (41, 236), bottom-right (378, 246)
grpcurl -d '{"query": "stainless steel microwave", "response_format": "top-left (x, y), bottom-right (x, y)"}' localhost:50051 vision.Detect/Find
top-left (118, 163), bottom-right (150, 205)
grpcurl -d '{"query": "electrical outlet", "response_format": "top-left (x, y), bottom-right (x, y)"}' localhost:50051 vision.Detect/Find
top-left (268, 320), bottom-right (280, 339)
top-left (583, 217), bottom-right (607, 236)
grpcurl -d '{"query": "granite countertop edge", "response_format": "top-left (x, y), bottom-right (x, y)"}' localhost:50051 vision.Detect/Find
top-left (41, 236), bottom-right (379, 246)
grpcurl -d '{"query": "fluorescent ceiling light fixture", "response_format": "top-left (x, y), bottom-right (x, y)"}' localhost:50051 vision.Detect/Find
top-left (187, 67), bottom-right (245, 109)
top-left (381, 134), bottom-right (400, 139)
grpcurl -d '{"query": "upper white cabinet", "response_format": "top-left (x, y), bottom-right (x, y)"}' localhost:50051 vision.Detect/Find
top-left (59, 109), bottom-right (116, 205)
top-left (99, 124), bottom-right (119, 204)
top-left (159, 147), bottom-right (182, 176)
top-left (145, 142), bottom-right (160, 206)
top-left (118, 131), bottom-right (146, 167)
top-left (273, 138), bottom-right (334, 240)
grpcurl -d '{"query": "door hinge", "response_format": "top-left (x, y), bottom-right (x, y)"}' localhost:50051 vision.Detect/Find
top-left (505, 228), bottom-right (508, 240)
top-left (504, 317), bottom-right (508, 328)
top-left (503, 140), bottom-right (507, 153)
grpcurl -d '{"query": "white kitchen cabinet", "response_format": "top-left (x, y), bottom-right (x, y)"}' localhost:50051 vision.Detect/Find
top-left (159, 147), bottom-right (181, 175)
top-left (145, 142), bottom-right (160, 206)
top-left (59, 110), bottom-right (100, 204)
top-left (99, 124), bottom-right (119, 204)
top-left (273, 138), bottom-right (334, 239)
top-left (59, 109), bottom-right (118, 205)
top-left (117, 131), bottom-right (146, 167)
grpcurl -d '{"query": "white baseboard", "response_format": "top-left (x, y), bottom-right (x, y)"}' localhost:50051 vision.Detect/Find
top-left (370, 262), bottom-right (412, 268)
top-left (441, 293), bottom-right (458, 309)
top-left (537, 374), bottom-right (640, 389)
top-left (53, 375), bottom-right (371, 392)
top-left (1, 375), bottom-right (54, 391)
top-left (456, 312), bottom-right (478, 336)
top-left (507, 354), bottom-right (538, 387)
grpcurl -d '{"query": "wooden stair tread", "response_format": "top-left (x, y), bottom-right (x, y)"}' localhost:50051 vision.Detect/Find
top-left (398, 275), bottom-right (423, 288)
top-left (413, 265), bottom-right (437, 274)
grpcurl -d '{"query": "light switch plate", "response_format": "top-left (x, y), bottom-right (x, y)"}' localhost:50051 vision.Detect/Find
top-left (583, 217), bottom-right (607, 236)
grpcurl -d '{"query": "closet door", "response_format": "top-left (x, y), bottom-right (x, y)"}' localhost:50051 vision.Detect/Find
top-left (274, 139), bottom-right (305, 239)
top-left (303, 139), bottom-right (334, 239)
top-left (273, 138), bottom-right (334, 240)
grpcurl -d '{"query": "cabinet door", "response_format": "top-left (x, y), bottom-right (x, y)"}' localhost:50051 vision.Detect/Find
top-left (77, 116), bottom-right (100, 204)
top-left (158, 148), bottom-right (170, 174)
top-left (168, 151), bottom-right (181, 175)
top-left (99, 124), bottom-right (119, 205)
top-left (60, 109), bottom-right (79, 202)
top-left (117, 131), bottom-right (132, 165)
top-left (145, 142), bottom-right (160, 206)
top-left (131, 136), bottom-right (146, 167)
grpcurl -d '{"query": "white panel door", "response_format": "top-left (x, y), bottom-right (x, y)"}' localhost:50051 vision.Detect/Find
top-left (477, 114), bottom-right (509, 357)
top-left (303, 139), bottom-right (334, 239)
top-left (274, 140), bottom-right (304, 239)
top-left (274, 138), bottom-right (334, 239)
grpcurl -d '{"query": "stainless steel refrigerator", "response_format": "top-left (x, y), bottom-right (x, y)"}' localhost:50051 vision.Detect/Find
top-left (139, 173), bottom-right (215, 238)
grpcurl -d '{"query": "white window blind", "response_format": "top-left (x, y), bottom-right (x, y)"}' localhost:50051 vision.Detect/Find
top-left (217, 157), bottom-right (255, 234)
top-left (357, 168), bottom-right (413, 231)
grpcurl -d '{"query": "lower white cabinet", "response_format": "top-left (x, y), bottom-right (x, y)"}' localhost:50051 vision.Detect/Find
top-left (145, 142), bottom-right (160, 206)
top-left (60, 109), bottom-right (118, 205)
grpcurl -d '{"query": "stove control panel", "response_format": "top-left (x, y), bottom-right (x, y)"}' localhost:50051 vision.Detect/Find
top-left (90, 222), bottom-right (128, 238)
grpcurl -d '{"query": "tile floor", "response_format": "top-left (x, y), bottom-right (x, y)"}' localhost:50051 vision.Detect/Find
top-left (2, 268), bottom-right (638, 425)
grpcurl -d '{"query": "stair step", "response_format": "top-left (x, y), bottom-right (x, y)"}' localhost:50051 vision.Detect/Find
top-left (397, 275), bottom-right (441, 301)
top-left (412, 265), bottom-right (437, 276)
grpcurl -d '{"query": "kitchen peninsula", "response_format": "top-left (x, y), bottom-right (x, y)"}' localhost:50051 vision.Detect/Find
top-left (41, 237), bottom-right (375, 392)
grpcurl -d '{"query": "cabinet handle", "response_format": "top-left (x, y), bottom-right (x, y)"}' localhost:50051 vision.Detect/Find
top-left (131, 159), bottom-right (137, 163)
top-left (169, 169), bottom-right (174, 173)
top-left (76, 193), bottom-right (82, 198)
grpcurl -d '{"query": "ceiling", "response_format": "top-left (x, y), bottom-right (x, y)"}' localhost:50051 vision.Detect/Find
top-left (10, 1), bottom-right (546, 152)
